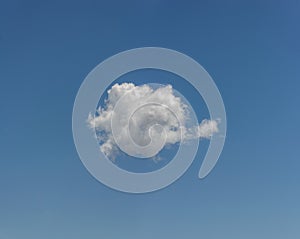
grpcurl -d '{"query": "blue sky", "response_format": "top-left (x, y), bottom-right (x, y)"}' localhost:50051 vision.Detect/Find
top-left (0, 0), bottom-right (300, 238)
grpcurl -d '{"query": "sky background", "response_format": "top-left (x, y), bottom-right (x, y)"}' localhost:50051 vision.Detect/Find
top-left (0, 0), bottom-right (300, 238)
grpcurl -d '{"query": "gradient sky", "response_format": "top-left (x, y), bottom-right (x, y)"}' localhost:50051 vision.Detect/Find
top-left (0, 0), bottom-right (300, 238)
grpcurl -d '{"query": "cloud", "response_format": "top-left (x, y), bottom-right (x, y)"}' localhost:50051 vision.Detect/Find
top-left (88, 83), bottom-right (219, 159)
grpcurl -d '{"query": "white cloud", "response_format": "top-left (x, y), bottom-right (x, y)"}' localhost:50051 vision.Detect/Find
top-left (88, 83), bottom-right (219, 159)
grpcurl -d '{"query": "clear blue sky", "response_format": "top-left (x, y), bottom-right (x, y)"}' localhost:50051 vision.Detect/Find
top-left (0, 0), bottom-right (299, 238)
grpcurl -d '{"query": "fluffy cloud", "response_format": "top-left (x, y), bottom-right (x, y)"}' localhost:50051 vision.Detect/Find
top-left (88, 83), bottom-right (219, 159)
